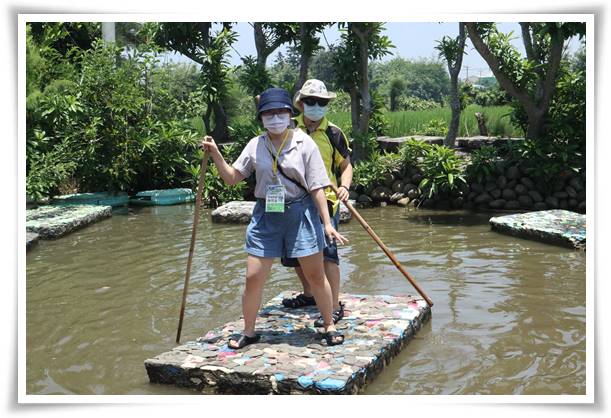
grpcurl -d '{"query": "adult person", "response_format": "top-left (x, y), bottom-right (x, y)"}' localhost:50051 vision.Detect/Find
top-left (281, 79), bottom-right (353, 328)
top-left (200, 87), bottom-right (347, 349)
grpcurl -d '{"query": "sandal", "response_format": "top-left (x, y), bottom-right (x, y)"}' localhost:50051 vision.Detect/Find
top-left (282, 293), bottom-right (316, 309)
top-left (322, 330), bottom-right (345, 346)
top-left (313, 302), bottom-right (345, 328)
top-left (227, 333), bottom-right (260, 350)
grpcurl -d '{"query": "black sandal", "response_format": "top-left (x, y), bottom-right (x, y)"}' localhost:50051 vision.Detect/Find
top-left (322, 330), bottom-right (345, 346)
top-left (227, 333), bottom-right (260, 350)
top-left (282, 293), bottom-right (316, 309)
top-left (313, 302), bottom-right (345, 328)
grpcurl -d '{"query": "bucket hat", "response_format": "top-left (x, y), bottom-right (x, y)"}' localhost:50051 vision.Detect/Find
top-left (294, 79), bottom-right (337, 106)
top-left (257, 87), bottom-right (294, 116)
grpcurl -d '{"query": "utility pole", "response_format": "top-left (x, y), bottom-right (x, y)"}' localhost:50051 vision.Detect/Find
top-left (465, 65), bottom-right (470, 81)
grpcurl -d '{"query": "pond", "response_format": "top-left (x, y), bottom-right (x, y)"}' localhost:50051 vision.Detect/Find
top-left (26, 204), bottom-right (586, 395)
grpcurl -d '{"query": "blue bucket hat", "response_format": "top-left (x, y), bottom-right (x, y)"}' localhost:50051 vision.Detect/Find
top-left (257, 87), bottom-right (294, 117)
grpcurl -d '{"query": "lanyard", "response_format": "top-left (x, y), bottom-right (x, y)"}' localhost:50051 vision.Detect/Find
top-left (269, 129), bottom-right (290, 178)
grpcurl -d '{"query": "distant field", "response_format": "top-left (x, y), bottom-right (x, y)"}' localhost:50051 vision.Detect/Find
top-left (328, 105), bottom-right (522, 138)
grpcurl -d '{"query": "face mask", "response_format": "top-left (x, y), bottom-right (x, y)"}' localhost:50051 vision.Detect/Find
top-left (303, 103), bottom-right (328, 121)
top-left (262, 113), bottom-right (290, 135)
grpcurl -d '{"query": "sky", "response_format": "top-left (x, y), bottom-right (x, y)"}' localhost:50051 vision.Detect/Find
top-left (162, 22), bottom-right (583, 81)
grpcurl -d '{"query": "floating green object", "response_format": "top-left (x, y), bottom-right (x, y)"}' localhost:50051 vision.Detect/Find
top-left (53, 192), bottom-right (129, 207)
top-left (129, 188), bottom-right (195, 206)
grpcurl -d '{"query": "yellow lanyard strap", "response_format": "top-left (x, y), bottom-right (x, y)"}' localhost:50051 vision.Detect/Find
top-left (270, 129), bottom-right (290, 177)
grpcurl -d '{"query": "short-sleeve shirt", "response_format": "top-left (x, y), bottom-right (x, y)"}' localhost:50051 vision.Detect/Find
top-left (294, 114), bottom-right (351, 211)
top-left (232, 129), bottom-right (330, 201)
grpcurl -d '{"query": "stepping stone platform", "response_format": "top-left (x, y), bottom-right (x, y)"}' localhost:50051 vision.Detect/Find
top-left (489, 209), bottom-right (586, 250)
top-left (26, 204), bottom-right (112, 240)
top-left (145, 292), bottom-right (431, 394)
top-left (211, 200), bottom-right (352, 224)
top-left (26, 232), bottom-right (39, 250)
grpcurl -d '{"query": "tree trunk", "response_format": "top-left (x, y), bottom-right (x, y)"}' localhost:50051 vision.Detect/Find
top-left (354, 25), bottom-right (372, 138)
top-left (294, 23), bottom-right (310, 93)
top-left (254, 23), bottom-right (268, 70)
top-left (475, 112), bottom-right (488, 136)
top-left (210, 102), bottom-right (229, 142)
top-left (446, 76), bottom-right (461, 147)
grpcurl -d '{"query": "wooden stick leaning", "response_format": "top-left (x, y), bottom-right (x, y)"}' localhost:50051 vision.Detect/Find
top-left (176, 149), bottom-right (210, 343)
top-left (331, 184), bottom-right (434, 307)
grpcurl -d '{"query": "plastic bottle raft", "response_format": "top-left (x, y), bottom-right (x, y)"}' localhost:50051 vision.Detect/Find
top-left (145, 292), bottom-right (432, 394)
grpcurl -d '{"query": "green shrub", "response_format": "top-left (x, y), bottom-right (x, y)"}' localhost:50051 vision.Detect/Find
top-left (352, 150), bottom-right (397, 192)
top-left (466, 145), bottom-right (500, 183)
top-left (398, 138), bottom-right (432, 167)
top-left (418, 145), bottom-right (466, 198)
top-left (420, 119), bottom-right (448, 136)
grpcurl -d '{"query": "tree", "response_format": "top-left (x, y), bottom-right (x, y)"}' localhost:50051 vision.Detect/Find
top-left (155, 22), bottom-right (236, 141)
top-left (332, 22), bottom-right (394, 160)
top-left (388, 78), bottom-right (404, 111)
top-left (291, 23), bottom-right (329, 93)
top-left (435, 22), bottom-right (467, 147)
top-left (465, 22), bottom-right (585, 139)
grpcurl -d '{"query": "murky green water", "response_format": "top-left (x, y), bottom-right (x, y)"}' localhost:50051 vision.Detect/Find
top-left (26, 204), bottom-right (586, 395)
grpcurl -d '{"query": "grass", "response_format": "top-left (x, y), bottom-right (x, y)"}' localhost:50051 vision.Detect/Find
top-left (328, 105), bottom-right (523, 139)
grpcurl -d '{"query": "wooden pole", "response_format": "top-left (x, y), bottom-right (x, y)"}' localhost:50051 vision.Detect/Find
top-left (331, 185), bottom-right (434, 307)
top-left (176, 151), bottom-right (209, 343)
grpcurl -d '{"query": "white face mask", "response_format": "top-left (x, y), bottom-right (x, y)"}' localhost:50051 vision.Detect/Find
top-left (303, 103), bottom-right (328, 121)
top-left (262, 113), bottom-right (290, 135)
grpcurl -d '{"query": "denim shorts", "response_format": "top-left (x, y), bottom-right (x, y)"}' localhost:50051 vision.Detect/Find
top-left (244, 194), bottom-right (325, 259)
top-left (281, 201), bottom-right (340, 267)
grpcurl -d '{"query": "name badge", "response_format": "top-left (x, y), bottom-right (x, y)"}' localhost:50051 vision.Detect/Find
top-left (265, 184), bottom-right (285, 213)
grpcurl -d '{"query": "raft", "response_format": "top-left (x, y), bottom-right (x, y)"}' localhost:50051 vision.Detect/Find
top-left (145, 291), bottom-right (431, 394)
top-left (489, 209), bottom-right (586, 249)
top-left (53, 192), bottom-right (129, 207)
top-left (129, 188), bottom-right (195, 206)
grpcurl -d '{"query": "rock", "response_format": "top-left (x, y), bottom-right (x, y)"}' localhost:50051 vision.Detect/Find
top-left (533, 202), bottom-right (548, 211)
top-left (528, 190), bottom-right (543, 202)
top-left (471, 183), bottom-right (483, 193)
top-left (348, 190), bottom-right (360, 200)
top-left (568, 198), bottom-right (578, 209)
top-left (565, 186), bottom-right (578, 198)
top-left (485, 181), bottom-right (497, 192)
top-left (474, 193), bottom-right (492, 204)
top-left (577, 190), bottom-right (586, 201)
top-left (436, 200), bottom-right (451, 210)
top-left (506, 180), bottom-right (518, 189)
top-left (357, 194), bottom-right (373, 206)
top-left (211, 201), bottom-right (256, 223)
top-left (402, 183), bottom-right (418, 194)
top-left (467, 191), bottom-right (478, 202)
top-left (451, 197), bottom-right (464, 209)
top-left (397, 197), bottom-right (410, 207)
top-left (382, 173), bottom-right (395, 187)
top-left (518, 195), bottom-right (533, 208)
top-left (553, 191), bottom-right (569, 199)
top-left (411, 173), bottom-right (423, 184)
top-left (578, 201), bottom-right (586, 212)
top-left (421, 198), bottom-right (435, 209)
top-left (391, 179), bottom-right (405, 193)
top-left (463, 201), bottom-right (474, 210)
top-left (545, 196), bottom-right (559, 208)
top-left (502, 189), bottom-right (516, 200)
top-left (569, 177), bottom-right (583, 191)
top-left (552, 181), bottom-right (565, 192)
top-left (489, 199), bottom-right (506, 209)
top-left (390, 192), bottom-right (405, 203)
top-left (407, 188), bottom-right (420, 200)
top-left (559, 199), bottom-right (568, 209)
top-left (338, 201), bottom-right (352, 223)
top-left (380, 201), bottom-right (388, 207)
top-left (504, 200), bottom-right (521, 210)
top-left (520, 177), bottom-right (535, 190)
top-left (490, 188), bottom-right (502, 199)
top-left (371, 186), bottom-right (393, 202)
top-left (515, 184), bottom-right (528, 195)
top-left (496, 175), bottom-right (507, 189)
top-left (506, 165), bottom-right (521, 180)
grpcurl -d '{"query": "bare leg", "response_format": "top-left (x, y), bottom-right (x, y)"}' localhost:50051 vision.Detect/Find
top-left (231, 255), bottom-right (273, 348)
top-left (297, 252), bottom-right (336, 334)
top-left (295, 261), bottom-right (340, 311)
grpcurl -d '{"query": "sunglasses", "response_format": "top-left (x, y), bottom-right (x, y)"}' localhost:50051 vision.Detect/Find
top-left (301, 97), bottom-right (330, 107)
